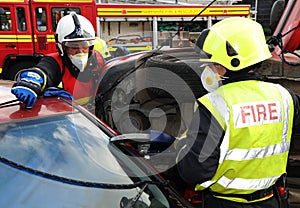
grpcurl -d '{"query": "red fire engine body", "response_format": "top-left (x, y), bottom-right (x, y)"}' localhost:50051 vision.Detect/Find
top-left (0, 0), bottom-right (98, 80)
top-left (0, 0), bottom-right (250, 80)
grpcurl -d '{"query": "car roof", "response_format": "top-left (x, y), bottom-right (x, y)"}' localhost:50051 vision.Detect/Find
top-left (0, 79), bottom-right (76, 123)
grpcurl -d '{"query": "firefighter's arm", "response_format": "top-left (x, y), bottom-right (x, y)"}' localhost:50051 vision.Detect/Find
top-left (287, 88), bottom-right (300, 132)
top-left (11, 68), bottom-right (46, 109)
top-left (35, 56), bottom-right (62, 88)
top-left (174, 101), bottom-right (200, 148)
top-left (13, 54), bottom-right (62, 92)
top-left (176, 104), bottom-right (223, 184)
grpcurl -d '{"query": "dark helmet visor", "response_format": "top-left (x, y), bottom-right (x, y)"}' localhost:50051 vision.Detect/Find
top-left (194, 28), bottom-right (212, 59)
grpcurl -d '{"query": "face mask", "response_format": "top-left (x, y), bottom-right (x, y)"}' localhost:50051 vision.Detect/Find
top-left (200, 66), bottom-right (221, 92)
top-left (69, 53), bottom-right (89, 72)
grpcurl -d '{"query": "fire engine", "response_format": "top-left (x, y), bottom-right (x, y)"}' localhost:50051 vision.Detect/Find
top-left (0, 0), bottom-right (250, 80)
top-left (0, 0), bottom-right (99, 80)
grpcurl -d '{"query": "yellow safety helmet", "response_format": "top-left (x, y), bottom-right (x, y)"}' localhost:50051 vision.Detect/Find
top-left (94, 37), bottom-right (111, 59)
top-left (195, 17), bottom-right (272, 71)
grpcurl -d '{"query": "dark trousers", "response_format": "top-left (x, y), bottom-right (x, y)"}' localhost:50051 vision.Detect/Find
top-left (202, 194), bottom-right (280, 208)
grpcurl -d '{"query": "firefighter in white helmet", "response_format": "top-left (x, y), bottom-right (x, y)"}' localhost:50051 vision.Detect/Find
top-left (176, 17), bottom-right (300, 208)
top-left (11, 12), bottom-right (104, 108)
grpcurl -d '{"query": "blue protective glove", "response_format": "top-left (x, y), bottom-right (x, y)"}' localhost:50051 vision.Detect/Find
top-left (11, 71), bottom-right (43, 109)
top-left (43, 87), bottom-right (74, 100)
top-left (148, 130), bottom-right (176, 153)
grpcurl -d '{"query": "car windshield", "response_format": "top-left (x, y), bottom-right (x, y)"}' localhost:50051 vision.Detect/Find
top-left (0, 112), bottom-right (169, 208)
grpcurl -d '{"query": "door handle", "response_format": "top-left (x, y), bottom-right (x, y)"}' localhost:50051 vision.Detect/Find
top-left (5, 44), bottom-right (16, 49)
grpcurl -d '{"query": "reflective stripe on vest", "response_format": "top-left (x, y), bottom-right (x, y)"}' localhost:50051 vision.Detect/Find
top-left (195, 80), bottom-right (294, 202)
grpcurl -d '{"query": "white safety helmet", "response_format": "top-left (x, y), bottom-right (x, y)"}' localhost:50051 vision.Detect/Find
top-left (55, 12), bottom-right (96, 56)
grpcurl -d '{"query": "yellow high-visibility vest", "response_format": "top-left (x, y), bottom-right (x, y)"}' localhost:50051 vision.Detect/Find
top-left (195, 80), bottom-right (294, 203)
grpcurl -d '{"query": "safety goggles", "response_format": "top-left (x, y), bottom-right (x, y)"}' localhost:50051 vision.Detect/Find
top-left (64, 40), bottom-right (95, 48)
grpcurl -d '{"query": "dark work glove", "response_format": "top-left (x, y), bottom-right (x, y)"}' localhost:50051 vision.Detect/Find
top-left (43, 87), bottom-right (74, 100)
top-left (11, 71), bottom-right (43, 108)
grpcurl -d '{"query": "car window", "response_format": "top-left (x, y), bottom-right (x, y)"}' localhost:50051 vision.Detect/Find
top-left (0, 112), bottom-right (169, 207)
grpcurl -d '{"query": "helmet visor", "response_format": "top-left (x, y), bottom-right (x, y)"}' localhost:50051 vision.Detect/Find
top-left (64, 40), bottom-right (96, 48)
top-left (194, 29), bottom-right (212, 60)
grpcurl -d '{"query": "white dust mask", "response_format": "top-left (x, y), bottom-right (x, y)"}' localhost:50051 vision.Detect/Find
top-left (200, 66), bottom-right (221, 92)
top-left (69, 53), bottom-right (89, 72)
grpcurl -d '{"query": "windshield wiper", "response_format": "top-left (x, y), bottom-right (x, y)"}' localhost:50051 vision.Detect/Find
top-left (120, 182), bottom-right (149, 208)
top-left (0, 155), bottom-right (168, 189)
top-left (120, 180), bottom-right (169, 208)
top-left (1, 154), bottom-right (169, 208)
top-left (0, 98), bottom-right (19, 107)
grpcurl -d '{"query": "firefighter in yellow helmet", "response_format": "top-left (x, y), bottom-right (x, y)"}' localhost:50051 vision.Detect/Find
top-left (176, 17), bottom-right (300, 208)
top-left (94, 37), bottom-right (111, 60)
